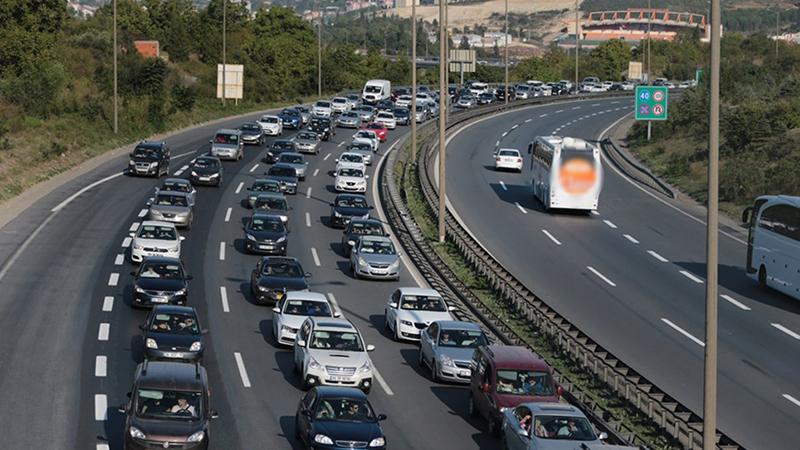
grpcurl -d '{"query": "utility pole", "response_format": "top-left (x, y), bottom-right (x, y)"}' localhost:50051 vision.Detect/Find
top-left (318, 2), bottom-right (323, 97)
top-left (504, 0), bottom-right (508, 104)
top-left (646, 0), bottom-right (652, 140)
top-left (445, 1), bottom-right (450, 87)
top-left (574, 0), bottom-right (579, 94)
top-left (703, 0), bottom-right (721, 449)
top-left (113, 0), bottom-right (118, 133)
top-left (411, 0), bottom-right (418, 161)
top-left (776, 10), bottom-right (780, 56)
top-left (438, 0), bottom-right (447, 243)
top-left (222, 0), bottom-right (227, 106)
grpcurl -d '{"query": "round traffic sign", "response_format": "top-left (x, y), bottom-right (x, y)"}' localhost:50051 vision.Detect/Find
top-left (639, 104), bottom-right (650, 115)
top-left (653, 104), bottom-right (664, 116)
top-left (653, 90), bottom-right (665, 102)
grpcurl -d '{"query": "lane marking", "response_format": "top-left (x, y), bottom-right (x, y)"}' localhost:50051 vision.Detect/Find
top-left (324, 153), bottom-right (331, 161)
top-left (514, 202), bottom-right (528, 214)
top-left (52, 172), bottom-right (124, 213)
top-left (98, 323), bottom-right (110, 341)
top-left (174, 169), bottom-right (183, 176)
top-left (224, 207), bottom-right (232, 223)
top-left (771, 323), bottom-right (800, 340)
top-left (179, 165), bottom-right (188, 172)
top-left (499, 181), bottom-right (507, 191)
top-left (572, 106), bottom-right (581, 110)
top-left (603, 219), bottom-right (618, 229)
top-left (541, 229), bottom-right (562, 246)
top-left (721, 294), bottom-right (751, 311)
top-left (525, 118), bottom-right (533, 123)
top-left (337, 142), bottom-right (345, 148)
top-left (220, 286), bottom-right (230, 312)
top-left (138, 208), bottom-right (148, 218)
top-left (234, 352), bottom-right (252, 388)
top-left (249, 164), bottom-right (259, 173)
top-left (591, 103), bottom-right (601, 106)
top-left (121, 237), bottom-right (132, 248)
top-left (102, 296), bottom-right (114, 312)
top-left (610, 101), bottom-right (620, 104)
top-left (311, 247), bottom-right (321, 266)
top-left (313, 168), bottom-right (320, 177)
top-left (783, 394), bottom-right (800, 408)
top-left (587, 266), bottom-right (616, 287)
top-left (114, 254), bottom-right (124, 265)
top-left (95, 355), bottom-right (107, 377)
top-left (623, 234), bottom-right (639, 244)
top-left (661, 318), bottom-right (705, 347)
top-left (539, 114), bottom-right (548, 118)
top-left (327, 292), bottom-right (341, 315)
top-left (235, 182), bottom-right (244, 194)
top-left (590, 210), bottom-right (600, 216)
top-left (219, 242), bottom-right (226, 261)
top-left (306, 212), bottom-right (312, 228)
top-left (108, 273), bottom-right (119, 286)
top-left (511, 124), bottom-right (519, 130)
top-left (679, 270), bottom-right (704, 284)
top-left (371, 365), bottom-right (395, 396)
top-left (555, 109), bottom-right (564, 113)
top-left (94, 394), bottom-right (107, 421)
top-left (501, 131), bottom-right (508, 137)
top-left (495, 140), bottom-right (500, 147)
top-left (129, 222), bottom-right (140, 232)
top-left (306, 187), bottom-right (312, 199)
top-left (97, 444), bottom-right (109, 450)
top-left (647, 250), bottom-right (669, 262)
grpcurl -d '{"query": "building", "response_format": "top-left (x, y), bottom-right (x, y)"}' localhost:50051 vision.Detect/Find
top-left (133, 40), bottom-right (160, 58)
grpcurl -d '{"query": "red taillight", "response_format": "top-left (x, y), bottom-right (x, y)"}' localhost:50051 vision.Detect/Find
top-left (517, 158), bottom-right (523, 163)
top-left (495, 157), bottom-right (501, 161)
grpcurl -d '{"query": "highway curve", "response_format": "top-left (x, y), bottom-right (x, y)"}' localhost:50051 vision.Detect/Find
top-left (444, 96), bottom-right (800, 450)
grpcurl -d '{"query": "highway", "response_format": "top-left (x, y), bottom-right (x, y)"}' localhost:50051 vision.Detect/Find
top-left (0, 111), bottom-right (495, 449)
top-left (444, 96), bottom-right (800, 450)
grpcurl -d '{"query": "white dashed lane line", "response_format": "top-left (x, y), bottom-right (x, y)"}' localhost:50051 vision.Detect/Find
top-left (324, 153), bottom-right (331, 161)
top-left (224, 207), bottom-right (232, 223)
top-left (98, 323), bottom-right (110, 341)
top-left (313, 168), bottom-right (320, 177)
top-left (539, 114), bottom-right (548, 118)
top-left (220, 286), bottom-right (230, 313)
top-left (771, 323), bottom-right (800, 340)
top-left (114, 254), bottom-right (124, 265)
top-left (95, 356), bottom-right (107, 377)
top-left (234, 352), bottom-right (252, 388)
top-left (97, 444), bottom-right (109, 450)
top-left (623, 234), bottom-right (639, 244)
top-left (721, 294), bottom-right (751, 311)
top-left (306, 187), bottom-right (312, 199)
top-left (495, 140), bottom-right (500, 147)
top-left (525, 118), bottom-right (533, 123)
top-left (327, 292), bottom-right (341, 315)
top-left (219, 242), bottom-right (226, 261)
top-left (501, 131), bottom-right (508, 137)
top-left (572, 106), bottom-right (581, 110)
top-left (783, 394), bottom-right (800, 408)
top-left (249, 164), bottom-right (259, 173)
top-left (108, 273), bottom-right (119, 287)
top-left (371, 366), bottom-right (395, 396)
top-left (306, 212), bottom-right (312, 228)
top-left (511, 124), bottom-right (519, 130)
top-left (337, 142), bottom-right (345, 148)
top-left (94, 394), bottom-right (107, 421)
top-left (661, 318), bottom-right (705, 347)
top-left (541, 229), bottom-right (562, 246)
top-left (499, 181), bottom-right (507, 191)
top-left (121, 237), bottom-right (132, 248)
top-left (603, 220), bottom-right (618, 229)
top-left (587, 266), bottom-right (616, 287)
top-left (647, 250), bottom-right (669, 262)
top-left (514, 202), bottom-right (528, 214)
top-left (102, 296), bottom-right (114, 312)
top-left (555, 109), bottom-right (564, 114)
top-left (129, 222), bottom-right (140, 232)
top-left (311, 247), bottom-right (321, 266)
top-left (591, 103), bottom-right (601, 106)
top-left (590, 210), bottom-right (600, 216)
top-left (235, 182), bottom-right (244, 194)
top-left (138, 208), bottom-right (148, 218)
top-left (679, 270), bottom-right (704, 284)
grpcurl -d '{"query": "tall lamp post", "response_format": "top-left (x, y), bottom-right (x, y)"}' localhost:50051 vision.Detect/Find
top-left (113, 0), bottom-right (118, 133)
top-left (437, 0), bottom-right (447, 243)
top-left (574, 0), bottom-right (579, 94)
top-left (411, 0), bottom-right (418, 161)
top-left (222, 0), bottom-right (226, 105)
top-left (504, 0), bottom-right (508, 105)
top-left (318, 2), bottom-right (323, 97)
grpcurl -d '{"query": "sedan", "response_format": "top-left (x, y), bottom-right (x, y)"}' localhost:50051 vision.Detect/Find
top-left (250, 256), bottom-right (310, 305)
top-left (253, 193), bottom-right (291, 224)
top-left (279, 108), bottom-right (303, 129)
top-left (419, 320), bottom-right (488, 383)
top-left (502, 403), bottom-right (607, 449)
top-left (345, 93), bottom-right (361, 109)
top-left (395, 95), bottom-right (413, 108)
top-left (129, 221), bottom-right (184, 263)
top-left (266, 163), bottom-right (299, 194)
top-left (240, 122), bottom-right (265, 145)
top-left (385, 288), bottom-right (455, 341)
top-left (363, 122), bottom-right (388, 142)
top-left (341, 218), bottom-right (385, 257)
top-left (263, 139), bottom-right (296, 164)
top-left (140, 305), bottom-right (205, 361)
top-left (353, 105), bottom-right (376, 123)
top-left (244, 212), bottom-right (289, 255)
top-left (246, 179), bottom-right (282, 208)
top-left (131, 256), bottom-right (191, 307)
top-left (155, 178), bottom-right (195, 207)
top-left (478, 92), bottom-right (495, 105)
top-left (277, 152), bottom-right (308, 180)
top-left (147, 191), bottom-right (194, 229)
top-left (257, 114), bottom-right (283, 136)
top-left (312, 100), bottom-right (333, 118)
top-left (334, 152), bottom-right (366, 172)
top-left (189, 155), bottom-right (223, 187)
top-left (295, 387), bottom-right (387, 450)
top-left (456, 95), bottom-right (476, 109)
top-left (352, 130), bottom-right (379, 152)
top-left (375, 111), bottom-right (397, 130)
top-left (349, 235), bottom-right (400, 280)
top-left (392, 107), bottom-right (410, 126)
top-left (329, 194), bottom-right (372, 229)
top-left (334, 166), bottom-right (368, 193)
top-left (346, 142), bottom-right (373, 166)
top-left (337, 111), bottom-right (361, 129)
top-left (494, 148), bottom-right (523, 172)
top-left (375, 99), bottom-right (394, 112)
top-left (331, 96), bottom-right (350, 114)
top-left (272, 291), bottom-right (338, 346)
top-left (293, 131), bottom-right (321, 155)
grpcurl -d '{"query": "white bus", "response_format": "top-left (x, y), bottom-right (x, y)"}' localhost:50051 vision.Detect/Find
top-left (743, 195), bottom-right (800, 300)
top-left (528, 136), bottom-right (602, 212)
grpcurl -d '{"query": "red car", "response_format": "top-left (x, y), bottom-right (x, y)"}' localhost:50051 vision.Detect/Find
top-left (363, 122), bottom-right (388, 142)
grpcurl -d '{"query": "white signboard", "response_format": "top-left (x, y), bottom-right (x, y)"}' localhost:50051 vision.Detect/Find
top-left (449, 49), bottom-right (476, 73)
top-left (217, 64), bottom-right (244, 100)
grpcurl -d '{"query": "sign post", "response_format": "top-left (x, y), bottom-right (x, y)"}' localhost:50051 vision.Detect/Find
top-left (635, 85), bottom-right (668, 140)
top-left (449, 49), bottom-right (476, 86)
top-left (217, 64), bottom-right (244, 105)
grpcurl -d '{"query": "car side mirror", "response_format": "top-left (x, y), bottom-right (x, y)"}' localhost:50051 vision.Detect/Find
top-left (272, 307), bottom-right (281, 314)
top-left (389, 302), bottom-right (398, 309)
top-left (129, 232), bottom-right (135, 238)
top-left (302, 409), bottom-right (313, 418)
top-left (333, 311), bottom-right (342, 318)
top-left (179, 236), bottom-right (186, 241)
top-left (598, 432), bottom-right (608, 441)
top-left (296, 339), bottom-right (306, 348)
top-left (366, 344), bottom-right (376, 352)
top-left (138, 323), bottom-right (145, 331)
top-left (377, 414), bottom-right (387, 421)
top-left (126, 392), bottom-right (132, 398)
top-left (347, 240), bottom-right (355, 247)
top-left (365, 175), bottom-right (370, 179)
top-left (448, 306), bottom-right (456, 312)
top-left (210, 409), bottom-right (220, 419)
top-left (482, 383), bottom-right (490, 393)
top-left (118, 404), bottom-right (127, 414)
top-left (305, 272), bottom-right (312, 278)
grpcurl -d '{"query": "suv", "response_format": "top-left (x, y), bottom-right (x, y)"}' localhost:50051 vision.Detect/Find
top-left (209, 128), bottom-right (243, 161)
top-left (468, 345), bottom-right (562, 435)
top-left (119, 361), bottom-right (218, 450)
top-left (308, 117), bottom-right (336, 141)
top-left (128, 141), bottom-right (170, 177)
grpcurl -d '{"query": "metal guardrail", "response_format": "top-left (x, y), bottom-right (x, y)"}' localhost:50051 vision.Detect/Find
top-left (380, 93), bottom-right (745, 450)
top-left (601, 137), bottom-right (675, 199)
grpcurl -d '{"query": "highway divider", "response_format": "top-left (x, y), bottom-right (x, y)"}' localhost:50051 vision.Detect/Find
top-left (602, 137), bottom-right (675, 199)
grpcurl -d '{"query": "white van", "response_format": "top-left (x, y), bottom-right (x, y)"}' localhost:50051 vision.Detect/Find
top-left (362, 79), bottom-right (391, 105)
top-left (469, 82), bottom-right (488, 96)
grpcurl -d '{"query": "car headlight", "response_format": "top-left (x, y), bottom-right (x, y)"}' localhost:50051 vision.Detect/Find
top-left (308, 357), bottom-right (323, 371)
top-left (358, 257), bottom-right (367, 267)
top-left (500, 406), bottom-right (511, 413)
top-left (369, 437), bottom-right (386, 447)
top-left (390, 259), bottom-right (400, 268)
top-left (135, 285), bottom-right (146, 293)
top-left (334, 210), bottom-right (342, 217)
top-left (149, 162), bottom-right (158, 168)
top-left (129, 426), bottom-right (146, 440)
top-left (170, 245), bottom-right (180, 252)
top-left (314, 434), bottom-right (334, 445)
top-left (174, 288), bottom-right (187, 296)
top-left (191, 171), bottom-right (198, 177)
top-left (246, 233), bottom-right (256, 241)
top-left (190, 341), bottom-right (202, 352)
top-left (358, 360), bottom-right (371, 373)
top-left (209, 172), bottom-right (219, 178)
top-left (258, 285), bottom-right (269, 292)
top-left (440, 354), bottom-right (455, 368)
top-left (281, 325), bottom-right (294, 333)
top-left (187, 430), bottom-right (205, 442)
top-left (146, 338), bottom-right (158, 349)
top-left (276, 236), bottom-right (286, 243)
top-left (361, 213), bottom-right (370, 220)
top-left (400, 320), bottom-right (413, 326)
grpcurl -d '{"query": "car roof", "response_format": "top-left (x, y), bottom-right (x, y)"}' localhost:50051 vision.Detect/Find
top-left (260, 114), bottom-right (279, 119)
top-left (152, 304), bottom-right (196, 315)
top-left (140, 220), bottom-right (177, 228)
top-left (335, 193), bottom-right (368, 200)
top-left (253, 178), bottom-right (280, 184)
top-left (162, 178), bottom-right (189, 185)
top-left (523, 403), bottom-right (585, 417)
top-left (215, 128), bottom-right (240, 134)
top-left (481, 345), bottom-right (550, 370)
top-left (310, 316), bottom-right (357, 331)
top-left (136, 141), bottom-right (166, 149)
top-left (286, 291), bottom-right (329, 303)
top-left (241, 122), bottom-right (260, 127)
top-left (155, 190), bottom-right (189, 198)
top-left (256, 192), bottom-right (285, 200)
top-left (261, 256), bottom-right (301, 264)
top-left (271, 162), bottom-right (297, 170)
top-left (137, 361), bottom-right (206, 390)
top-left (251, 211), bottom-right (284, 221)
top-left (360, 235), bottom-right (392, 244)
top-left (398, 287), bottom-right (442, 297)
top-left (196, 155), bottom-right (219, 162)
top-left (314, 386), bottom-right (368, 400)
top-left (497, 148), bottom-right (520, 153)
top-left (436, 320), bottom-right (482, 331)
top-left (141, 256), bottom-right (182, 265)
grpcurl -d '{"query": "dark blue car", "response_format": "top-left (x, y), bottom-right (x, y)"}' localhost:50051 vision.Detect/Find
top-left (279, 108), bottom-right (302, 129)
top-left (295, 387), bottom-right (387, 450)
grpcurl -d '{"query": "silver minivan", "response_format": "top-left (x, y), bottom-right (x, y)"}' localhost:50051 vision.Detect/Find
top-left (210, 128), bottom-right (244, 161)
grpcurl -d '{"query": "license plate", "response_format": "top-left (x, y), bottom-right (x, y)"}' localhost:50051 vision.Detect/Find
top-left (330, 375), bottom-right (351, 382)
top-left (199, 176), bottom-right (210, 181)
top-left (259, 245), bottom-right (273, 250)
top-left (163, 352), bottom-right (182, 358)
top-left (151, 297), bottom-right (168, 303)
top-left (459, 369), bottom-right (471, 377)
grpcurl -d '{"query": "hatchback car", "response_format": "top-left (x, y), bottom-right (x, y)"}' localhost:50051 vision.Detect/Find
top-left (337, 111), bottom-right (361, 129)
top-left (246, 179), bottom-right (282, 208)
top-left (266, 163), bottom-right (299, 194)
top-left (334, 152), bottom-right (366, 172)
top-left (308, 117), bottom-right (335, 141)
top-left (279, 108), bottom-right (303, 129)
top-left (363, 122), bottom-right (388, 142)
top-left (478, 92), bottom-right (495, 105)
top-left (253, 193), bottom-right (291, 224)
top-left (250, 256), bottom-right (310, 305)
top-left (385, 288), bottom-right (455, 342)
top-left (456, 95), bottom-right (476, 109)
top-left (272, 291), bottom-right (339, 346)
top-left (277, 152), bottom-right (308, 180)
top-left (189, 156), bottom-right (223, 187)
top-left (295, 387), bottom-right (387, 450)
top-left (494, 148), bottom-right (523, 172)
top-left (329, 194), bottom-right (372, 229)
top-left (349, 235), bottom-right (400, 280)
top-left (239, 122), bottom-right (265, 146)
top-left (312, 100), bottom-right (333, 118)
top-left (131, 256), bottom-right (191, 307)
top-left (140, 305), bottom-right (206, 361)
top-left (418, 320), bottom-right (488, 383)
top-left (244, 212), bottom-right (289, 255)
top-left (130, 221), bottom-right (184, 263)
top-left (374, 111), bottom-right (397, 130)
top-left (501, 403), bottom-right (607, 449)
top-left (293, 131), bottom-right (321, 155)
top-left (209, 128), bottom-right (243, 161)
top-left (392, 107), bottom-right (410, 126)
top-left (331, 96), bottom-right (350, 114)
top-left (353, 105), bottom-right (376, 122)
top-left (334, 166), bottom-right (368, 193)
top-left (263, 139), bottom-right (296, 164)
top-left (340, 218), bottom-right (385, 256)
top-left (147, 191), bottom-right (193, 229)
top-left (257, 114), bottom-right (283, 136)
top-left (155, 178), bottom-right (195, 207)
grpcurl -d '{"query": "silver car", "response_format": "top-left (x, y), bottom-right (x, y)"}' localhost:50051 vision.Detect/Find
top-left (272, 291), bottom-right (339, 347)
top-left (418, 320), bottom-right (488, 383)
top-left (349, 235), bottom-right (400, 280)
top-left (296, 106), bottom-right (311, 125)
top-left (155, 178), bottom-right (195, 207)
top-left (501, 403), bottom-right (608, 450)
top-left (353, 105), bottom-right (376, 123)
top-left (346, 143), bottom-right (373, 166)
top-left (337, 111), bottom-right (361, 128)
top-left (210, 128), bottom-right (244, 161)
top-left (277, 152), bottom-right (308, 180)
top-left (147, 191), bottom-right (194, 229)
top-left (293, 131), bottom-right (320, 155)
top-left (246, 179), bottom-right (282, 208)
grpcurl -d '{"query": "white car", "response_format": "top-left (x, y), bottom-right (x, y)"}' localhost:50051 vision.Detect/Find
top-left (335, 152), bottom-right (367, 172)
top-left (272, 291), bottom-right (339, 347)
top-left (621, 81), bottom-right (636, 91)
top-left (331, 97), bottom-right (350, 114)
top-left (129, 221), bottom-right (184, 263)
top-left (352, 130), bottom-right (379, 152)
top-left (374, 111), bottom-right (397, 130)
top-left (415, 93), bottom-right (434, 107)
top-left (600, 81), bottom-right (614, 91)
top-left (312, 100), bottom-right (333, 118)
top-left (385, 287), bottom-right (455, 341)
top-left (335, 166), bottom-right (369, 193)
top-left (395, 95), bottom-right (413, 108)
top-left (257, 115), bottom-right (283, 136)
top-left (294, 317), bottom-right (376, 392)
top-left (494, 148), bottom-right (523, 172)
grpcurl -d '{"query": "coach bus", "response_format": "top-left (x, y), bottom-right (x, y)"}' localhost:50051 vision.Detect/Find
top-left (528, 136), bottom-right (603, 212)
top-left (742, 195), bottom-right (800, 300)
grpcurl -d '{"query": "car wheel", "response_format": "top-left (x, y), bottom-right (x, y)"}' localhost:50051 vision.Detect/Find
top-left (468, 393), bottom-right (478, 418)
top-left (351, 263), bottom-right (359, 279)
top-left (488, 416), bottom-right (501, 436)
top-left (185, 218), bottom-right (192, 231)
top-left (417, 349), bottom-right (424, 367)
top-left (393, 321), bottom-right (401, 341)
top-left (758, 265), bottom-right (768, 288)
top-left (383, 312), bottom-right (390, 331)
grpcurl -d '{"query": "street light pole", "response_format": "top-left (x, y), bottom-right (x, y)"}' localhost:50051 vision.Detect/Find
top-left (113, 0), bottom-right (118, 134)
top-left (438, 0), bottom-right (447, 243)
top-left (574, 0), bottom-right (579, 94)
top-left (504, 0), bottom-right (508, 105)
top-left (222, 0), bottom-right (227, 106)
top-left (411, 0), bottom-right (418, 161)
top-left (647, 0), bottom-right (652, 140)
top-left (318, 2), bottom-right (323, 97)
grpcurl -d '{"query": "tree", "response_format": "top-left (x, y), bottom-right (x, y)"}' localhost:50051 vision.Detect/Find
top-left (588, 39), bottom-right (631, 81)
top-left (459, 35), bottom-right (471, 50)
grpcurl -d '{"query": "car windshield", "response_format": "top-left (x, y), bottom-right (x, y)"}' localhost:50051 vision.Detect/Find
top-left (194, 158), bottom-right (217, 169)
top-left (316, 101), bottom-right (330, 108)
top-left (336, 196), bottom-right (368, 208)
top-left (309, 330), bottom-right (364, 351)
top-left (315, 398), bottom-right (376, 422)
top-left (333, 98), bottom-right (347, 104)
top-left (251, 180), bottom-right (280, 192)
top-left (161, 181), bottom-right (190, 193)
top-left (269, 167), bottom-right (296, 177)
top-left (273, 142), bottom-right (294, 151)
top-left (340, 153), bottom-right (363, 163)
top-left (255, 197), bottom-right (287, 211)
top-left (437, 329), bottom-right (487, 348)
top-left (135, 389), bottom-right (202, 421)
top-left (279, 154), bottom-right (303, 164)
top-left (499, 150), bottom-right (519, 157)
top-left (365, 85), bottom-right (382, 94)
top-left (359, 240), bottom-right (395, 255)
top-left (282, 109), bottom-right (299, 116)
top-left (310, 119), bottom-right (328, 128)
top-left (155, 194), bottom-right (188, 207)
top-left (349, 144), bottom-right (371, 152)
top-left (262, 260), bottom-right (304, 277)
top-left (241, 123), bottom-right (260, 131)
top-left (261, 116), bottom-right (279, 123)
top-left (250, 217), bottom-right (285, 232)
top-left (350, 222), bottom-right (383, 236)
top-left (393, 108), bottom-right (407, 116)
top-left (378, 113), bottom-right (392, 118)
top-left (133, 148), bottom-right (158, 159)
top-left (138, 225), bottom-right (177, 240)
top-left (338, 168), bottom-right (364, 178)
top-left (282, 300), bottom-right (331, 316)
top-left (355, 131), bottom-right (372, 139)
top-left (356, 106), bottom-right (374, 112)
top-left (342, 112), bottom-right (358, 119)
top-left (298, 132), bottom-right (316, 140)
top-left (138, 262), bottom-right (183, 279)
top-left (214, 133), bottom-right (238, 144)
top-left (533, 415), bottom-right (596, 441)
top-left (496, 370), bottom-right (555, 396)
top-left (149, 312), bottom-right (200, 335)
top-left (517, 86), bottom-right (529, 92)
top-left (367, 123), bottom-right (382, 130)
top-left (400, 295), bottom-right (447, 311)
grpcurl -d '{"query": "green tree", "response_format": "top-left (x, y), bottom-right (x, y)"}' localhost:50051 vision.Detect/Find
top-left (588, 39), bottom-right (631, 81)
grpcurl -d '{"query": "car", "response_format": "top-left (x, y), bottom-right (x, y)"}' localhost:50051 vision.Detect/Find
top-left (456, 95), bottom-right (476, 109)
top-left (340, 218), bottom-right (385, 256)
top-left (652, 77), bottom-right (667, 86)
top-left (246, 179), bottom-right (282, 208)
top-left (266, 163), bottom-right (299, 194)
top-left (385, 287), bottom-right (456, 342)
top-left (263, 139), bottom-right (296, 164)
top-left (128, 141), bottom-right (170, 177)
top-left (189, 155), bottom-right (223, 187)
top-left (312, 100), bottom-right (333, 118)
top-left (279, 108), bottom-right (303, 129)
top-left (469, 345), bottom-right (562, 435)
top-left (337, 111), bottom-right (361, 128)
top-left (418, 320), bottom-right (488, 383)
top-left (600, 81), bottom-right (614, 91)
top-left (331, 96), bottom-right (350, 114)
top-left (147, 190), bottom-right (194, 229)
top-left (272, 291), bottom-right (339, 346)
top-left (375, 99), bottom-right (394, 113)
top-left (252, 192), bottom-right (291, 224)
top-left (329, 193), bottom-right (372, 229)
top-left (414, 106), bottom-right (430, 123)
top-left (374, 111), bottom-right (397, 130)
top-left (130, 256), bottom-right (191, 307)
top-left (515, 85), bottom-right (531, 99)
top-left (293, 131), bottom-right (321, 155)
top-left (239, 122), bottom-right (265, 145)
top-left (277, 152), bottom-right (308, 180)
top-left (257, 114), bottom-right (283, 136)
top-left (415, 92), bottom-right (434, 107)
top-left (129, 221), bottom-right (184, 263)
top-left (392, 107), bottom-right (410, 126)
top-left (478, 92), bottom-right (495, 105)
top-left (296, 105), bottom-right (312, 125)
top-left (140, 305), bottom-right (205, 361)
top-left (621, 80), bottom-right (636, 90)
top-left (353, 104), bottom-right (376, 123)
top-left (501, 403), bottom-right (607, 448)
top-left (428, 101), bottom-right (441, 118)
top-left (250, 256), bottom-right (310, 305)
top-left (495, 85), bottom-right (516, 101)
top-left (155, 178), bottom-right (196, 207)
top-left (494, 148), bottom-right (523, 172)
top-left (345, 93), bottom-right (361, 109)
top-left (352, 129), bottom-right (379, 152)
top-left (395, 95), bottom-right (413, 108)
top-left (119, 360), bottom-right (218, 450)
top-left (346, 142), bottom-right (373, 165)
top-left (209, 128), bottom-right (243, 161)
top-left (308, 117), bottom-right (335, 141)
top-left (293, 317), bottom-right (376, 392)
top-left (243, 211), bottom-right (289, 255)
top-left (294, 387), bottom-right (387, 449)
top-left (334, 152), bottom-right (366, 172)
top-left (349, 235), bottom-right (400, 280)
top-left (335, 166), bottom-right (369, 193)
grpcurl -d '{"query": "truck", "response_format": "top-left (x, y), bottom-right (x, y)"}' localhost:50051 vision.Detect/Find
top-left (362, 79), bottom-right (391, 105)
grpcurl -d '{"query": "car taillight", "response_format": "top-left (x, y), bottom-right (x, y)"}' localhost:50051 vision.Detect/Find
top-left (517, 158), bottom-right (523, 163)
top-left (495, 157), bottom-right (501, 161)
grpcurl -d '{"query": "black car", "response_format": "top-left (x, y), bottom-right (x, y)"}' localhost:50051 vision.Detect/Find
top-left (308, 117), bottom-right (336, 141)
top-left (341, 218), bottom-right (386, 257)
top-left (263, 139), bottom-right (297, 164)
top-left (244, 212), bottom-right (289, 255)
top-left (119, 361), bottom-right (218, 450)
top-left (266, 163), bottom-right (299, 195)
top-left (295, 387), bottom-right (387, 450)
top-left (131, 257), bottom-right (192, 308)
top-left (250, 256), bottom-right (310, 305)
top-left (494, 85), bottom-right (516, 101)
top-left (240, 122), bottom-right (265, 145)
top-left (128, 141), bottom-right (170, 177)
top-left (329, 193), bottom-right (372, 229)
top-left (279, 108), bottom-right (303, 129)
top-left (375, 99), bottom-right (394, 112)
top-left (189, 155), bottom-right (223, 187)
top-left (392, 107), bottom-right (410, 126)
top-left (140, 305), bottom-right (206, 362)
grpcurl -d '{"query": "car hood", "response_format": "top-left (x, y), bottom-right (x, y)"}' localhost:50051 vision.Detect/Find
top-left (334, 206), bottom-right (370, 217)
top-left (336, 176), bottom-right (366, 184)
top-left (282, 163), bottom-right (306, 171)
top-left (131, 156), bottom-right (159, 163)
top-left (396, 310), bottom-right (452, 326)
top-left (192, 166), bottom-right (218, 176)
top-left (309, 125), bottom-right (330, 132)
top-left (339, 117), bottom-right (359, 122)
top-left (147, 331), bottom-right (201, 350)
top-left (311, 349), bottom-right (369, 367)
top-left (130, 416), bottom-right (204, 440)
top-left (435, 345), bottom-right (476, 361)
top-left (136, 278), bottom-right (187, 292)
top-left (248, 229), bottom-right (287, 241)
top-left (150, 205), bottom-right (190, 215)
top-left (241, 130), bottom-right (261, 137)
top-left (256, 276), bottom-right (308, 291)
top-left (267, 174), bottom-right (297, 184)
top-left (311, 420), bottom-right (382, 443)
top-left (295, 139), bottom-right (317, 146)
top-left (360, 253), bottom-right (398, 265)
top-left (133, 237), bottom-right (178, 249)
top-left (352, 138), bottom-right (374, 146)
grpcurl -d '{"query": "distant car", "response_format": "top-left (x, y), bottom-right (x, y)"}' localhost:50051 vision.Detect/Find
top-left (239, 122), bottom-right (265, 145)
top-left (345, 93), bottom-right (361, 109)
top-left (131, 256), bottom-right (191, 307)
top-left (147, 191), bottom-right (194, 229)
top-left (346, 142), bottom-right (373, 165)
top-left (246, 179), bottom-right (282, 208)
top-left (294, 387), bottom-right (387, 449)
top-left (243, 211), bottom-right (289, 255)
top-left (352, 130), bottom-right (379, 153)
top-left (392, 107), bottom-right (410, 126)
top-left (340, 218), bottom-right (385, 257)
top-left (353, 105), bottom-right (376, 123)
top-left (331, 96), bottom-right (351, 114)
top-left (296, 105), bottom-right (311, 125)
top-left (337, 111), bottom-right (361, 128)
top-left (478, 92), bottom-right (495, 105)
top-left (308, 117), bottom-right (335, 141)
top-left (621, 81), bottom-right (636, 91)
top-left (250, 256), bottom-right (310, 305)
top-left (501, 403), bottom-right (608, 448)
top-left (495, 85), bottom-right (516, 101)
top-left (415, 106), bottom-right (430, 123)
top-left (395, 95), bottom-right (413, 108)
top-left (189, 155), bottom-right (223, 187)
top-left (601, 81), bottom-right (614, 91)
top-left (312, 100), bottom-right (333, 118)
top-left (129, 221), bottom-right (184, 263)
top-left (293, 131), bottom-right (321, 155)
top-left (257, 114), bottom-right (283, 136)
top-left (494, 148), bottom-right (523, 172)
top-left (263, 139), bottom-right (296, 164)
top-left (375, 99), bottom-right (394, 112)
top-left (335, 166), bottom-right (369, 193)
top-left (279, 108), bottom-right (303, 129)
top-left (375, 111), bottom-right (397, 130)
top-left (349, 235), bottom-right (400, 280)
top-left (456, 95), bottom-right (476, 109)
top-left (334, 152), bottom-right (366, 172)
top-left (128, 140), bottom-right (170, 177)
top-left (272, 291), bottom-right (338, 346)
top-left (266, 163), bottom-right (299, 194)
top-left (385, 287), bottom-right (455, 342)
top-left (154, 178), bottom-right (195, 207)
top-left (140, 305), bottom-right (205, 361)
top-left (253, 192), bottom-right (291, 224)
top-left (277, 152), bottom-right (308, 180)
top-left (419, 320), bottom-right (488, 383)
top-left (329, 193), bottom-right (372, 229)
top-left (515, 85), bottom-right (531, 99)
top-left (210, 128), bottom-right (243, 161)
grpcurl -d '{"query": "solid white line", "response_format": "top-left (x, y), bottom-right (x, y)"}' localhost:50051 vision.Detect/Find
top-left (326, 292), bottom-right (341, 315)
top-left (306, 212), bottom-right (312, 228)
top-left (102, 296), bottom-right (114, 312)
top-left (371, 364), bottom-right (395, 396)
top-left (324, 153), bottom-right (331, 161)
top-left (771, 323), bottom-right (800, 340)
top-left (525, 118), bottom-right (533, 123)
top-left (220, 286), bottom-right (230, 312)
top-left (514, 202), bottom-right (528, 214)
top-left (97, 444), bottom-right (109, 450)
top-left (121, 237), bottom-right (132, 248)
top-left (591, 103), bottom-right (601, 106)
top-left (661, 318), bottom-right (705, 347)
top-left (129, 222), bottom-right (140, 232)
top-left (138, 208), bottom-right (148, 218)
top-left (94, 394), bottom-right (107, 421)
top-left (511, 124), bottom-right (519, 130)
top-left (783, 394), bottom-right (800, 408)
top-left (499, 181), bottom-right (507, 191)
top-left (219, 242), bottom-right (226, 261)
top-left (306, 187), bottom-right (312, 198)
top-left (721, 294), bottom-right (751, 311)
top-left (679, 270), bottom-right (704, 284)
top-left (313, 168), bottom-right (320, 177)
top-left (603, 219), bottom-right (618, 229)
top-left (108, 273), bottom-right (119, 286)
top-left (235, 182), bottom-right (244, 194)
top-left (623, 234), bottom-right (639, 244)
top-left (249, 164), bottom-right (259, 173)
top-left (311, 247), bottom-right (321, 266)
top-left (98, 323), bottom-right (110, 341)
top-left (224, 207), bottom-right (232, 223)
top-left (647, 250), bottom-right (669, 262)
top-left (114, 254), bottom-right (124, 265)
top-left (52, 172), bottom-right (124, 213)
top-left (541, 229), bottom-right (562, 246)
top-left (234, 352), bottom-right (252, 388)
top-left (95, 355), bottom-right (107, 377)
top-left (587, 266), bottom-right (616, 287)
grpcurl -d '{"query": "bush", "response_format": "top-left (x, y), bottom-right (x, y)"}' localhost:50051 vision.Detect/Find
top-left (171, 84), bottom-right (196, 112)
top-left (0, 60), bottom-right (68, 117)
